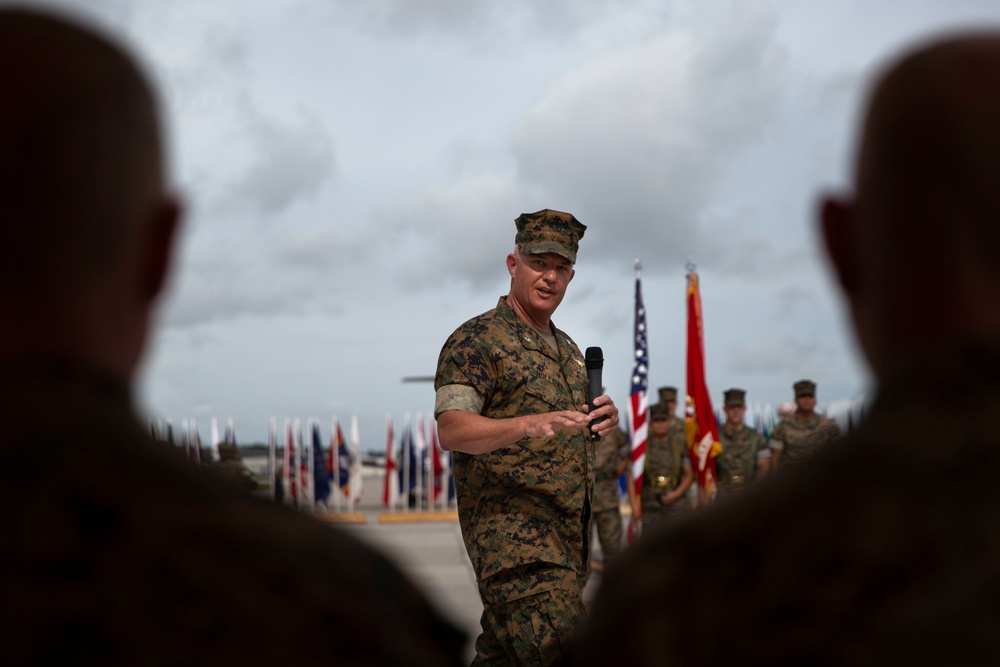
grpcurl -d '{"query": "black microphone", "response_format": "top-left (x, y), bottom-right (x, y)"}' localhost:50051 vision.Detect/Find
top-left (585, 347), bottom-right (605, 441)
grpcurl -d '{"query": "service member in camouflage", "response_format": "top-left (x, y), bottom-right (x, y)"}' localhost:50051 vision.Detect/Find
top-left (715, 388), bottom-right (770, 497)
top-left (639, 397), bottom-right (692, 531)
top-left (768, 379), bottom-right (841, 469)
top-left (592, 424), bottom-right (629, 564)
top-left (0, 11), bottom-right (467, 665)
top-left (435, 209), bottom-right (620, 666)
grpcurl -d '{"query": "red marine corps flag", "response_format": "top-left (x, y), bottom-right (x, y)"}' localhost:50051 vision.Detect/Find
top-left (685, 263), bottom-right (721, 504)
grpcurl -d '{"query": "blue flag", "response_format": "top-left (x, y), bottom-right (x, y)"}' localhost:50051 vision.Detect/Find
top-left (312, 423), bottom-right (331, 504)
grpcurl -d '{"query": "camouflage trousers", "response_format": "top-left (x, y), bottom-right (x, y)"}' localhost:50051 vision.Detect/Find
top-left (640, 492), bottom-right (691, 533)
top-left (473, 564), bottom-right (586, 667)
top-left (593, 509), bottom-right (623, 563)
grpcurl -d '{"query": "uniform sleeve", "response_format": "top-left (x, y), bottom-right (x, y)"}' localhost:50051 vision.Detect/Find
top-left (754, 431), bottom-right (772, 459)
top-left (769, 422), bottom-right (786, 451)
top-left (434, 328), bottom-right (496, 410)
top-left (434, 385), bottom-right (484, 416)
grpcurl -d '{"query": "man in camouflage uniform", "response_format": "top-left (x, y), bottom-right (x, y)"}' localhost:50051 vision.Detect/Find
top-left (715, 388), bottom-right (770, 497)
top-left (593, 424), bottom-right (628, 564)
top-left (639, 398), bottom-right (692, 531)
top-left (0, 10), bottom-right (467, 665)
top-left (768, 379), bottom-right (841, 470)
top-left (578, 33), bottom-right (1000, 664)
top-left (435, 209), bottom-right (620, 666)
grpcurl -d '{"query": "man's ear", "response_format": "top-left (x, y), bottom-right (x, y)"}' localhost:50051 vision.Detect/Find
top-left (819, 195), bottom-right (860, 296)
top-left (143, 196), bottom-right (182, 301)
top-left (506, 252), bottom-right (517, 278)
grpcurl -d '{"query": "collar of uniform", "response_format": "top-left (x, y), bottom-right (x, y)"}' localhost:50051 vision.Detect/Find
top-left (495, 296), bottom-right (562, 361)
top-left (723, 421), bottom-right (745, 436)
top-left (874, 335), bottom-right (1000, 413)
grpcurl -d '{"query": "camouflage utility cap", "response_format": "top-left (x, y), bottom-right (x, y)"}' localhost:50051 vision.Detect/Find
top-left (515, 209), bottom-right (586, 264)
top-left (658, 386), bottom-right (678, 404)
top-left (650, 403), bottom-right (671, 420)
top-left (724, 388), bottom-right (746, 407)
top-left (794, 380), bottom-right (817, 397)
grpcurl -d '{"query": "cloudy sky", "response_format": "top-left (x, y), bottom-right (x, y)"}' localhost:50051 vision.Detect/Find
top-left (34, 0), bottom-right (1000, 448)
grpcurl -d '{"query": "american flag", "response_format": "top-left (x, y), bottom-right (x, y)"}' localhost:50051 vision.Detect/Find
top-left (629, 263), bottom-right (649, 499)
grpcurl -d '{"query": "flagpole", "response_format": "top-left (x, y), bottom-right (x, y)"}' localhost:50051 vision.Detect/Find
top-left (414, 413), bottom-right (424, 511)
top-left (191, 419), bottom-right (201, 466)
top-left (402, 412), bottom-right (411, 513)
top-left (210, 417), bottom-right (220, 462)
top-left (331, 417), bottom-right (341, 514)
top-left (293, 418), bottom-right (302, 510)
top-left (349, 414), bottom-right (362, 508)
top-left (422, 415), bottom-right (431, 511)
top-left (383, 414), bottom-right (397, 511)
top-left (304, 420), bottom-right (312, 510)
top-left (627, 258), bottom-right (649, 540)
top-left (268, 417), bottom-right (276, 501)
top-left (685, 261), bottom-right (721, 506)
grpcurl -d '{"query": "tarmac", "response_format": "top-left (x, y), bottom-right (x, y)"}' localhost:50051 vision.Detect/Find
top-left (303, 471), bottom-right (608, 663)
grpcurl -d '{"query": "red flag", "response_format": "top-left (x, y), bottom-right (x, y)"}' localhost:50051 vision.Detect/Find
top-left (383, 415), bottom-right (399, 507)
top-left (685, 266), bottom-right (721, 503)
top-left (285, 420), bottom-right (297, 502)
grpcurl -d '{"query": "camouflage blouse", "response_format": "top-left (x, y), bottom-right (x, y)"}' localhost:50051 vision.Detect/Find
top-left (717, 423), bottom-right (766, 495)
top-left (640, 421), bottom-right (689, 503)
top-left (770, 413), bottom-right (841, 466)
top-left (434, 297), bottom-right (593, 582)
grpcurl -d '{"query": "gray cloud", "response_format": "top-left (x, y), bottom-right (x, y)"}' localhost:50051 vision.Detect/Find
top-left (367, 1), bottom-right (791, 297)
top-left (221, 108), bottom-right (336, 219)
top-left (510, 3), bottom-right (787, 273)
top-left (726, 335), bottom-right (833, 375)
top-left (310, 0), bottom-right (660, 42)
top-left (378, 174), bottom-right (530, 290)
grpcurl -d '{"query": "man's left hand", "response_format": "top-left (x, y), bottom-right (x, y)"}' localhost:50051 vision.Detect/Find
top-left (583, 395), bottom-right (620, 440)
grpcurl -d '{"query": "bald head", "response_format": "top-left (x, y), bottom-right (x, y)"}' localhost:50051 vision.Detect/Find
top-left (0, 8), bottom-right (166, 293)
top-left (857, 34), bottom-right (1000, 267)
top-left (822, 32), bottom-right (1000, 380)
top-left (0, 8), bottom-right (179, 381)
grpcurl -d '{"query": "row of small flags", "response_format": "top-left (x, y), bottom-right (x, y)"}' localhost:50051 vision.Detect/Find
top-left (154, 411), bottom-right (457, 514)
top-left (150, 416), bottom-right (236, 464)
top-left (266, 412), bottom-right (455, 513)
top-left (265, 417), bottom-right (363, 513)
top-left (383, 413), bottom-right (456, 512)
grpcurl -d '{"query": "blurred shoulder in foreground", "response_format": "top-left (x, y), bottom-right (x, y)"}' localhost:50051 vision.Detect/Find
top-left (576, 31), bottom-right (1000, 665)
top-left (0, 8), bottom-right (465, 665)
